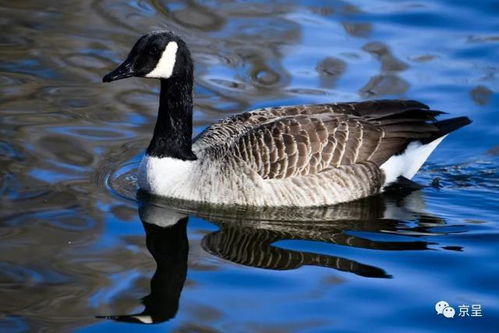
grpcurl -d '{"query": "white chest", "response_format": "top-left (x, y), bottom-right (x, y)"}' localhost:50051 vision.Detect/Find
top-left (138, 155), bottom-right (198, 198)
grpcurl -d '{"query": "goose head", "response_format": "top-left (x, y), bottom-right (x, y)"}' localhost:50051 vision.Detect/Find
top-left (103, 31), bottom-right (192, 83)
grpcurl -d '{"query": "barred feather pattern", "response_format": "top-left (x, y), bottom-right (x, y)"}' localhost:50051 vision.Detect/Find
top-left (181, 100), bottom-right (441, 206)
top-left (201, 224), bottom-right (389, 276)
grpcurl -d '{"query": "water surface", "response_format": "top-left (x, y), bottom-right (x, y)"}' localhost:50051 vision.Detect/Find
top-left (0, 0), bottom-right (498, 332)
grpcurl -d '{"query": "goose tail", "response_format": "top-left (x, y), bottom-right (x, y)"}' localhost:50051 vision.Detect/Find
top-left (421, 116), bottom-right (472, 144)
top-left (380, 116), bottom-right (471, 187)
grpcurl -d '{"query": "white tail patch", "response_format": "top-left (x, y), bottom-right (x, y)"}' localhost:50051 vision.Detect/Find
top-left (145, 41), bottom-right (178, 79)
top-left (132, 315), bottom-right (153, 324)
top-left (380, 135), bottom-right (447, 187)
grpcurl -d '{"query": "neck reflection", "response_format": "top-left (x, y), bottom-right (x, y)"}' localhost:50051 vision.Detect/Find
top-left (97, 207), bottom-right (188, 324)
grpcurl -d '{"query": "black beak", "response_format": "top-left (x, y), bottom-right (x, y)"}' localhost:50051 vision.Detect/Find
top-left (96, 314), bottom-right (154, 324)
top-left (103, 59), bottom-right (134, 82)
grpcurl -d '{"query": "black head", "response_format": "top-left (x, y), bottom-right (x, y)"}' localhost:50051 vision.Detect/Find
top-left (103, 31), bottom-right (192, 82)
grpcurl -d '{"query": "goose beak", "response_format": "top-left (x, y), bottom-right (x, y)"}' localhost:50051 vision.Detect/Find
top-left (96, 314), bottom-right (154, 324)
top-left (103, 60), bottom-right (134, 82)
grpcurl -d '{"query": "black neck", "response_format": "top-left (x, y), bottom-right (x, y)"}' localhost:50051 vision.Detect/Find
top-left (146, 78), bottom-right (197, 160)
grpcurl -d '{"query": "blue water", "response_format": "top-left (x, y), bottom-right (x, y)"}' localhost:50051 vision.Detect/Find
top-left (0, 0), bottom-right (498, 332)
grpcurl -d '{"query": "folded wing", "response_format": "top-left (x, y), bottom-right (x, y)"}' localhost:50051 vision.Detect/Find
top-left (214, 100), bottom-right (444, 180)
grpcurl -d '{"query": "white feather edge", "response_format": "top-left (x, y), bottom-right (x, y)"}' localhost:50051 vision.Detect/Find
top-left (380, 135), bottom-right (447, 188)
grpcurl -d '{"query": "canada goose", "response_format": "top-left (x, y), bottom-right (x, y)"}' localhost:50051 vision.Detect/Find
top-left (103, 31), bottom-right (471, 207)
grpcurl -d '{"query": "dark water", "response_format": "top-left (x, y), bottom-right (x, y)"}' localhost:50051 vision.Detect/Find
top-left (1, 0), bottom-right (498, 331)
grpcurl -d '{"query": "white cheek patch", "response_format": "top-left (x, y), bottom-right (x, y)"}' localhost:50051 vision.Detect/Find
top-left (145, 41), bottom-right (178, 79)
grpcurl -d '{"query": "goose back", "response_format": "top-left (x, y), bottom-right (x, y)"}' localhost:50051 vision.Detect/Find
top-left (193, 100), bottom-right (441, 180)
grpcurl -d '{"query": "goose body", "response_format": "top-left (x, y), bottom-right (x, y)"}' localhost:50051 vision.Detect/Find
top-left (104, 31), bottom-right (471, 207)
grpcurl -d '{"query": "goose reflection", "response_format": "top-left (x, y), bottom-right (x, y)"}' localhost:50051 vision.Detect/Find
top-left (99, 189), bottom-right (444, 324)
top-left (97, 209), bottom-right (189, 324)
top-left (198, 191), bottom-right (440, 278)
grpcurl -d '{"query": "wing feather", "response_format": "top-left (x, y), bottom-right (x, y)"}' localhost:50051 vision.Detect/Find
top-left (195, 100), bottom-right (445, 180)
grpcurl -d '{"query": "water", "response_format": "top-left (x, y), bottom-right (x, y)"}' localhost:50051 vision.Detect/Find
top-left (0, 0), bottom-right (498, 331)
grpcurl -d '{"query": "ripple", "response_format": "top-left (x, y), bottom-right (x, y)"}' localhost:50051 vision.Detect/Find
top-left (0, 262), bottom-right (71, 287)
top-left (359, 74), bottom-right (409, 97)
top-left (253, 69), bottom-right (280, 86)
top-left (467, 34), bottom-right (499, 43)
top-left (316, 57), bottom-right (347, 78)
top-left (115, 89), bottom-right (157, 109)
top-left (362, 42), bottom-right (408, 72)
top-left (0, 34), bottom-right (34, 49)
top-left (48, 126), bottom-right (136, 141)
top-left (3, 206), bottom-right (95, 233)
top-left (422, 159), bottom-right (499, 192)
top-left (1, 59), bottom-right (61, 80)
top-left (316, 57), bottom-right (347, 88)
top-left (486, 146), bottom-right (499, 156)
top-left (170, 4), bottom-right (224, 31)
top-left (341, 22), bottom-right (372, 37)
top-left (63, 53), bottom-right (110, 69)
top-left (36, 135), bottom-right (94, 167)
top-left (469, 85), bottom-right (493, 106)
top-left (0, 74), bottom-right (27, 88)
top-left (409, 54), bottom-right (438, 62)
top-left (106, 160), bottom-right (139, 202)
top-left (110, 204), bottom-right (136, 222)
top-left (48, 211), bottom-right (97, 232)
top-left (93, 0), bottom-right (154, 32)
top-left (0, 141), bottom-right (23, 160)
top-left (286, 87), bottom-right (328, 96)
top-left (194, 52), bottom-right (239, 66)
top-left (204, 77), bottom-right (251, 91)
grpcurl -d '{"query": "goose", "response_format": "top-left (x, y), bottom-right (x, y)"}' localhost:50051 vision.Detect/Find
top-left (103, 31), bottom-right (471, 207)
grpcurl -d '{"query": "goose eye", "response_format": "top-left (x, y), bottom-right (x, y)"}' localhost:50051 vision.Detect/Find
top-left (149, 46), bottom-right (159, 55)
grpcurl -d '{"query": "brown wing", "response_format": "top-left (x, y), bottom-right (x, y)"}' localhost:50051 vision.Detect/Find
top-left (219, 100), bottom-right (441, 179)
top-left (194, 100), bottom-right (438, 152)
